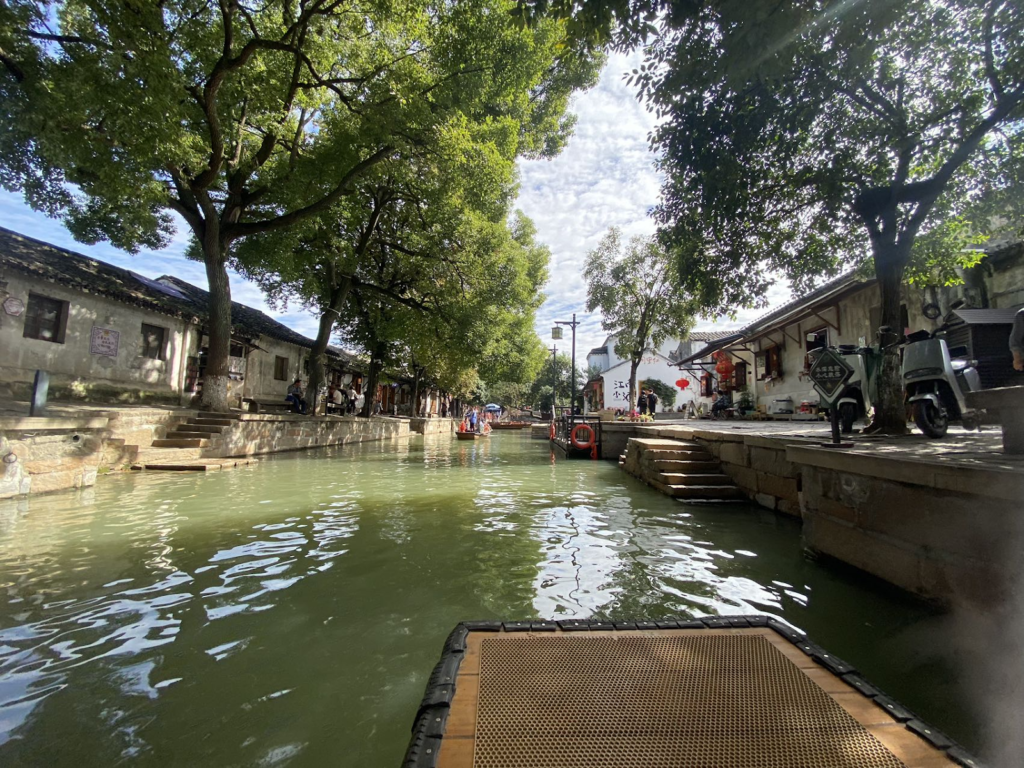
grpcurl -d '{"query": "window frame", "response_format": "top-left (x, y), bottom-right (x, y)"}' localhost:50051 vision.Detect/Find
top-left (22, 293), bottom-right (69, 344)
top-left (274, 356), bottom-right (289, 381)
top-left (140, 323), bottom-right (168, 361)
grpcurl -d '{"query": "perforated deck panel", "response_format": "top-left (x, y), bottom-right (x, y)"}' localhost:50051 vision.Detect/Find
top-left (473, 634), bottom-right (907, 768)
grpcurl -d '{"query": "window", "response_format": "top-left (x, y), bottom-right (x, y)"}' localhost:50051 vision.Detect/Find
top-left (804, 327), bottom-right (828, 371)
top-left (23, 293), bottom-right (69, 343)
top-left (274, 356), bottom-right (289, 381)
top-left (756, 346), bottom-right (783, 381)
top-left (229, 342), bottom-right (245, 358)
top-left (141, 323), bottom-right (167, 360)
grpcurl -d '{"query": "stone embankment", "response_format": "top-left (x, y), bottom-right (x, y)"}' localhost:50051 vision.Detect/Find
top-left (612, 421), bottom-right (1023, 608)
top-left (0, 408), bottom-right (411, 499)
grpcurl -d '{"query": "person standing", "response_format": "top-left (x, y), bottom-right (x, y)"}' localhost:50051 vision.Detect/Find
top-left (637, 389), bottom-right (649, 415)
top-left (1012, 306), bottom-right (1024, 372)
top-left (347, 384), bottom-right (358, 414)
top-left (647, 387), bottom-right (659, 415)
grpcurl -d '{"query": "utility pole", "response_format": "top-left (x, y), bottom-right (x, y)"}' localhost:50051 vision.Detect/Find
top-left (554, 313), bottom-right (580, 422)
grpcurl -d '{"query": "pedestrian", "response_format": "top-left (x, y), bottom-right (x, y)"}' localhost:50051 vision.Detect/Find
top-left (637, 389), bottom-right (649, 415)
top-left (1012, 306), bottom-right (1024, 372)
top-left (354, 390), bottom-right (365, 415)
top-left (286, 379), bottom-right (307, 414)
top-left (647, 387), bottom-right (659, 414)
top-left (347, 383), bottom-right (357, 414)
top-left (440, 399), bottom-right (449, 418)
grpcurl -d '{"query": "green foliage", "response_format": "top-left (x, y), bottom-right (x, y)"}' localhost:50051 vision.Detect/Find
top-left (640, 378), bottom-right (675, 409)
top-left (0, 0), bottom-right (600, 407)
top-left (528, 352), bottom-right (585, 406)
top-left (632, 0), bottom-right (1024, 316)
top-left (584, 228), bottom-right (696, 406)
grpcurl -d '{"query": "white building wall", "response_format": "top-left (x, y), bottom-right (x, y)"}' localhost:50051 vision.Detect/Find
top-left (0, 272), bottom-right (192, 401)
top-left (242, 338), bottom-right (310, 401)
top-left (599, 354), bottom-right (697, 412)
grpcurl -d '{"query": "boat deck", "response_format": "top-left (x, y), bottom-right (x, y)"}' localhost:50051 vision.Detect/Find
top-left (406, 619), bottom-right (976, 768)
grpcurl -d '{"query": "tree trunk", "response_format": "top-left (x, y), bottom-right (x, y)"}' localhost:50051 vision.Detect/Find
top-left (872, 251), bottom-right (909, 434)
top-left (628, 357), bottom-right (640, 412)
top-left (362, 353), bottom-right (382, 417)
top-left (201, 252), bottom-right (233, 412)
top-left (307, 277), bottom-right (353, 416)
top-left (411, 365), bottom-right (422, 418)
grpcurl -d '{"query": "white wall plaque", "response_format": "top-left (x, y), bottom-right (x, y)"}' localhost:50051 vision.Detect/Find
top-left (2, 297), bottom-right (24, 316)
top-left (90, 326), bottom-right (120, 357)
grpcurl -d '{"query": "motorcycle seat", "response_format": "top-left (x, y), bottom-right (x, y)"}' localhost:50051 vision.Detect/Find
top-left (837, 344), bottom-right (858, 353)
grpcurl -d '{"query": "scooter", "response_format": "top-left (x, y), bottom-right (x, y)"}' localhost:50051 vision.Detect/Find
top-left (807, 341), bottom-right (882, 434)
top-left (902, 327), bottom-right (983, 437)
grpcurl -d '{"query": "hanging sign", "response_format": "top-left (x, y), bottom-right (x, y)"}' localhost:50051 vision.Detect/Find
top-left (90, 326), bottom-right (120, 357)
top-left (808, 349), bottom-right (853, 404)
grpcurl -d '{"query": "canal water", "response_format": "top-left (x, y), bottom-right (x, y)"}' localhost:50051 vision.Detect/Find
top-left (0, 431), bottom-right (975, 765)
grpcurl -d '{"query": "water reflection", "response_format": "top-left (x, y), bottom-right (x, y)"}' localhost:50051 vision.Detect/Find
top-left (0, 432), bottom-right (966, 765)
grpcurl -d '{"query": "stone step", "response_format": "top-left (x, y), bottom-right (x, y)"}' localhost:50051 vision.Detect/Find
top-left (132, 447), bottom-right (205, 466)
top-left (642, 448), bottom-right (713, 462)
top-left (166, 430), bottom-right (223, 441)
top-left (675, 497), bottom-right (751, 506)
top-left (656, 472), bottom-right (735, 486)
top-left (651, 459), bottom-right (720, 473)
top-left (140, 457), bottom-right (258, 472)
top-left (189, 418), bottom-right (235, 428)
top-left (151, 438), bottom-right (210, 448)
top-left (182, 423), bottom-right (226, 433)
top-left (195, 411), bottom-right (241, 420)
top-left (650, 480), bottom-right (746, 500)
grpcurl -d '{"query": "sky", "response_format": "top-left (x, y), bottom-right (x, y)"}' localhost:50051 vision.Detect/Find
top-left (0, 51), bottom-right (793, 364)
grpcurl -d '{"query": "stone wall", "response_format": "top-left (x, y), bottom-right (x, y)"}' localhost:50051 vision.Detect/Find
top-left (0, 416), bottom-right (111, 498)
top-left (696, 432), bottom-right (802, 516)
top-left (209, 414), bottom-right (410, 457)
top-left (409, 417), bottom-right (455, 435)
top-left (790, 444), bottom-right (1024, 607)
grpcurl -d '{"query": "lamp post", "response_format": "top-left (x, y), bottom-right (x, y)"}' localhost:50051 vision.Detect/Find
top-left (553, 313), bottom-right (580, 421)
top-left (548, 345), bottom-right (558, 413)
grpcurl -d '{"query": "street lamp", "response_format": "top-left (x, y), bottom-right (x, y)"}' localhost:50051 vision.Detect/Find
top-left (548, 346), bottom-right (558, 412)
top-left (553, 313), bottom-right (580, 421)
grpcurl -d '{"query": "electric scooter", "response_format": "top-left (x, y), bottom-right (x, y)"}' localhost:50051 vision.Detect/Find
top-left (807, 341), bottom-right (882, 434)
top-left (902, 327), bottom-right (983, 437)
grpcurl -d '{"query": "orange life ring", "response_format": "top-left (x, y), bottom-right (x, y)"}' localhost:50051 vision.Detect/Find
top-left (549, 422), bottom-right (556, 439)
top-left (571, 423), bottom-right (595, 450)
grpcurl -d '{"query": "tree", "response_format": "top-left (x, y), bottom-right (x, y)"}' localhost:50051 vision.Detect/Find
top-left (629, 0), bottom-right (1024, 432)
top-left (0, 0), bottom-right (599, 410)
top-left (529, 352), bottom-right (584, 409)
top-left (584, 228), bottom-right (696, 411)
top-left (641, 378), bottom-right (676, 410)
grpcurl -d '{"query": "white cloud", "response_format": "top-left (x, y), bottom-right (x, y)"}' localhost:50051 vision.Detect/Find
top-left (518, 51), bottom-right (796, 359)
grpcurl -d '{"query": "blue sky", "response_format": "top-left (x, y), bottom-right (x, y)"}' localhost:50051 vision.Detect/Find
top-left (0, 51), bottom-right (791, 361)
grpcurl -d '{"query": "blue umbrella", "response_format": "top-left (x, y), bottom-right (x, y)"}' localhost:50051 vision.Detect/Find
top-left (484, 403), bottom-right (502, 411)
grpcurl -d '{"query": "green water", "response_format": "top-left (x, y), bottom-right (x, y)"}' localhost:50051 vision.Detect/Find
top-left (0, 432), bottom-right (976, 765)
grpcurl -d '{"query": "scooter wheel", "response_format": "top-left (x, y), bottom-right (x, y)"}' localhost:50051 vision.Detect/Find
top-left (913, 401), bottom-right (948, 438)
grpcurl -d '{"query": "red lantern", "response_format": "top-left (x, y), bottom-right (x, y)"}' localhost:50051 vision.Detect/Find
top-left (679, 379), bottom-right (690, 389)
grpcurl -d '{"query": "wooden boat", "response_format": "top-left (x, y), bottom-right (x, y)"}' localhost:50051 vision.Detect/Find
top-left (406, 616), bottom-right (978, 767)
top-left (491, 421), bottom-right (531, 430)
top-left (455, 431), bottom-right (479, 441)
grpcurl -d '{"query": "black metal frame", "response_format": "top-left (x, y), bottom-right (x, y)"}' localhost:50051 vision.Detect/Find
top-left (403, 614), bottom-right (985, 768)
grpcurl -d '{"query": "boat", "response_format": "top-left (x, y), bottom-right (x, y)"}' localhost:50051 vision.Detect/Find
top-left (491, 421), bottom-right (530, 430)
top-left (455, 431), bottom-right (479, 441)
top-left (405, 615), bottom-right (979, 767)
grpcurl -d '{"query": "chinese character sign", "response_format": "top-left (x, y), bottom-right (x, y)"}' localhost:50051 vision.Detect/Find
top-left (90, 326), bottom-right (120, 357)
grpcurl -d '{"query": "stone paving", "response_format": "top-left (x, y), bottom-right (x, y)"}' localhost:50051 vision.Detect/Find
top-left (645, 418), bottom-right (1021, 474)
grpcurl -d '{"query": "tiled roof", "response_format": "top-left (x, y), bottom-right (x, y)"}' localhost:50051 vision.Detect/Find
top-left (687, 330), bottom-right (736, 342)
top-left (0, 225), bottom-right (348, 356)
top-left (679, 333), bottom-right (743, 364)
top-left (588, 346), bottom-right (608, 356)
top-left (0, 227), bottom-right (199, 320)
top-left (156, 275), bottom-right (322, 350)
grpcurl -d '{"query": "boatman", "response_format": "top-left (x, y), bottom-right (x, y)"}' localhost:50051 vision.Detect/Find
top-left (1012, 306), bottom-right (1024, 372)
